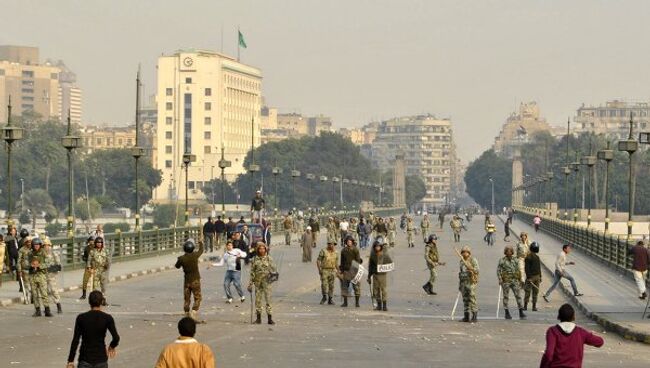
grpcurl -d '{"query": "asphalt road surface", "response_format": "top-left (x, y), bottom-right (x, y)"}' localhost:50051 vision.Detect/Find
top-left (2, 216), bottom-right (649, 367)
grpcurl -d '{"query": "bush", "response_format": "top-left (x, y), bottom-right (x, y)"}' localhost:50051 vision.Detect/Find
top-left (152, 204), bottom-right (183, 228)
top-left (103, 222), bottom-right (131, 234)
top-left (45, 221), bottom-right (64, 237)
top-left (143, 223), bottom-right (155, 231)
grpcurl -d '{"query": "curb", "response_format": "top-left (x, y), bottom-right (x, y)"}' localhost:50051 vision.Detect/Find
top-left (0, 257), bottom-right (210, 308)
top-left (501, 216), bottom-right (650, 345)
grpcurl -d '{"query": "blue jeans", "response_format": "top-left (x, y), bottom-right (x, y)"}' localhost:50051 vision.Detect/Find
top-left (544, 270), bottom-right (579, 298)
top-left (224, 270), bottom-right (244, 299)
top-left (487, 233), bottom-right (495, 246)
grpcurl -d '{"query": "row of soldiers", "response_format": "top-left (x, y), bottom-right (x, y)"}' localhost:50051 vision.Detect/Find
top-left (16, 235), bottom-right (62, 316)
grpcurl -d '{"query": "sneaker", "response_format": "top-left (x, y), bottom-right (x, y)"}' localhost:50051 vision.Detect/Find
top-left (640, 292), bottom-right (647, 300)
top-left (226, 298), bottom-right (233, 304)
top-left (240, 296), bottom-right (246, 302)
top-left (574, 293), bottom-right (584, 297)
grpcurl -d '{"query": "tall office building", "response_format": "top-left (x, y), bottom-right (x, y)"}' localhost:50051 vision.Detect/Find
top-left (52, 59), bottom-right (83, 124)
top-left (574, 100), bottom-right (650, 139)
top-left (370, 115), bottom-right (458, 207)
top-left (153, 49), bottom-right (262, 202)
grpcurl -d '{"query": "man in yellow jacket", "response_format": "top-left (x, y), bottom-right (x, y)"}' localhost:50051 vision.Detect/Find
top-left (155, 317), bottom-right (215, 368)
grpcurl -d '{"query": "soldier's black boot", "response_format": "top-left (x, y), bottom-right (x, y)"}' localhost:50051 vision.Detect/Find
top-left (462, 312), bottom-right (469, 322)
top-left (32, 307), bottom-right (42, 317)
top-left (532, 302), bottom-right (538, 312)
top-left (523, 302), bottom-right (528, 311)
top-left (374, 300), bottom-right (382, 311)
top-left (519, 308), bottom-right (527, 320)
top-left (255, 312), bottom-right (262, 324)
top-left (57, 303), bottom-right (62, 314)
top-left (382, 301), bottom-right (387, 311)
top-left (267, 314), bottom-right (275, 325)
top-left (422, 283), bottom-right (431, 294)
top-left (44, 307), bottom-right (53, 317)
top-left (355, 296), bottom-right (360, 308)
top-left (504, 309), bottom-right (512, 320)
top-left (79, 290), bottom-right (86, 300)
top-left (341, 297), bottom-right (348, 307)
top-left (320, 294), bottom-right (327, 305)
top-left (327, 296), bottom-right (334, 305)
top-left (471, 312), bottom-right (478, 322)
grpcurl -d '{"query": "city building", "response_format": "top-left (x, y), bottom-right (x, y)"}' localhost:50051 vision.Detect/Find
top-left (369, 115), bottom-right (458, 207)
top-left (493, 101), bottom-right (552, 158)
top-left (0, 45), bottom-right (82, 123)
top-left (574, 100), bottom-right (650, 139)
top-left (276, 113), bottom-right (309, 136)
top-left (339, 121), bottom-right (380, 146)
top-left (307, 114), bottom-right (332, 136)
top-left (80, 125), bottom-right (137, 154)
top-left (153, 49), bottom-right (262, 202)
top-left (261, 111), bottom-right (333, 144)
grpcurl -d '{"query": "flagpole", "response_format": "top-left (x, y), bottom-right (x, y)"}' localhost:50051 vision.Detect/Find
top-left (237, 26), bottom-right (240, 62)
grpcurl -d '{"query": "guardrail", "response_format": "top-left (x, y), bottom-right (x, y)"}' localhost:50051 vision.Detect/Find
top-left (514, 206), bottom-right (634, 275)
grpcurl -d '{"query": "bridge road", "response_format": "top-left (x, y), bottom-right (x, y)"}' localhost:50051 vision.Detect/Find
top-left (1, 216), bottom-right (649, 367)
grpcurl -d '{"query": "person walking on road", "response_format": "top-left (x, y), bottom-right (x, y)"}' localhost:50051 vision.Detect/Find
top-left (43, 237), bottom-right (63, 314)
top-left (524, 242), bottom-right (542, 311)
top-left (283, 214), bottom-right (293, 245)
top-left (326, 217), bottom-right (338, 245)
top-left (450, 216), bottom-right (462, 243)
top-left (503, 220), bottom-right (511, 242)
top-left (533, 214), bottom-right (542, 232)
top-left (438, 212), bottom-right (445, 230)
top-left (485, 218), bottom-right (496, 246)
top-left (629, 240), bottom-right (649, 299)
top-left (212, 241), bottom-right (247, 304)
top-left (543, 244), bottom-right (583, 302)
top-left (214, 216), bottom-right (226, 250)
top-left (458, 245), bottom-right (479, 322)
top-left (203, 217), bottom-right (216, 253)
top-left (423, 235), bottom-right (444, 295)
top-left (301, 226), bottom-right (314, 262)
top-left (175, 239), bottom-right (204, 322)
top-left (387, 217), bottom-right (397, 248)
top-left (248, 242), bottom-right (277, 325)
top-left (497, 245), bottom-right (526, 320)
top-left (29, 237), bottom-right (52, 317)
top-left (309, 215), bottom-right (320, 244)
top-left (67, 290), bottom-right (120, 368)
top-left (155, 317), bottom-right (215, 368)
top-left (516, 232), bottom-right (530, 283)
top-left (339, 236), bottom-right (362, 308)
top-left (79, 236), bottom-right (95, 300)
top-left (88, 237), bottom-right (110, 306)
top-left (420, 215), bottom-right (431, 242)
top-left (368, 238), bottom-right (393, 311)
top-left (540, 303), bottom-right (604, 368)
top-left (406, 217), bottom-right (416, 248)
top-left (317, 241), bottom-right (339, 305)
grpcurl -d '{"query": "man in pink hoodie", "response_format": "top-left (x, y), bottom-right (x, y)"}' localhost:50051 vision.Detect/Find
top-left (540, 304), bottom-right (604, 368)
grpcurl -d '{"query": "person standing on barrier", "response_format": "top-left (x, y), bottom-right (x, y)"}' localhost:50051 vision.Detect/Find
top-left (80, 236), bottom-right (95, 300)
top-left (88, 237), bottom-right (110, 306)
top-left (543, 244), bottom-right (583, 302)
top-left (629, 240), bottom-right (649, 300)
top-left (43, 237), bottom-right (63, 314)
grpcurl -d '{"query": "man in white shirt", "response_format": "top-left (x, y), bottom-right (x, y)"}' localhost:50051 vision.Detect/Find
top-left (339, 219), bottom-right (350, 244)
top-left (213, 241), bottom-right (247, 303)
top-left (543, 244), bottom-right (583, 302)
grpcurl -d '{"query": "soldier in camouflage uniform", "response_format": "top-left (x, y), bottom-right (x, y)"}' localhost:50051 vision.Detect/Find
top-left (326, 217), bottom-right (338, 245)
top-left (368, 238), bottom-right (393, 311)
top-left (420, 215), bottom-right (431, 242)
top-left (497, 245), bottom-right (526, 320)
top-left (423, 235), bottom-right (445, 295)
top-left (79, 236), bottom-right (95, 299)
top-left (283, 215), bottom-right (293, 245)
top-left (450, 216), bottom-right (463, 243)
top-left (458, 245), bottom-right (479, 322)
top-left (29, 238), bottom-right (53, 317)
top-left (406, 217), bottom-right (415, 248)
top-left (387, 217), bottom-right (397, 247)
top-left (248, 242), bottom-right (277, 325)
top-left (88, 237), bottom-right (110, 306)
top-left (339, 236), bottom-right (362, 307)
top-left (317, 241), bottom-right (340, 305)
top-left (43, 237), bottom-right (63, 314)
top-left (17, 237), bottom-right (33, 303)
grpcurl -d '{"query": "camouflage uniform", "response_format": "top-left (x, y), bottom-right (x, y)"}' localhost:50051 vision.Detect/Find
top-left (317, 248), bottom-right (339, 298)
top-left (459, 256), bottom-right (479, 313)
top-left (283, 216), bottom-right (293, 245)
top-left (387, 219), bottom-right (397, 247)
top-left (29, 248), bottom-right (49, 309)
top-left (424, 242), bottom-right (440, 288)
top-left (44, 247), bottom-right (61, 304)
top-left (88, 246), bottom-right (110, 296)
top-left (406, 220), bottom-right (415, 247)
top-left (450, 218), bottom-right (462, 242)
top-left (17, 245), bottom-right (32, 297)
top-left (250, 254), bottom-right (277, 314)
top-left (326, 221), bottom-right (338, 245)
top-left (497, 256), bottom-right (524, 310)
top-left (420, 217), bottom-right (431, 242)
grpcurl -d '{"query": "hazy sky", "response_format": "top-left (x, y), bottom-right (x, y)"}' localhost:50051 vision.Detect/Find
top-left (3, 0), bottom-right (650, 162)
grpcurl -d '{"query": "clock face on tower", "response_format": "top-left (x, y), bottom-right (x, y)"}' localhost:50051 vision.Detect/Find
top-left (183, 57), bottom-right (193, 67)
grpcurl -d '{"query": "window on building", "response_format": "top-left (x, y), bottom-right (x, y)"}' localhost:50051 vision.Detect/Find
top-left (205, 102), bottom-right (211, 111)
top-left (204, 117), bottom-right (211, 125)
top-left (118, 139), bottom-right (123, 145)
top-left (165, 160), bottom-right (172, 168)
top-left (205, 88), bottom-right (212, 96)
top-left (185, 77), bottom-right (192, 84)
top-left (51, 73), bottom-right (58, 79)
top-left (22, 70), bottom-right (34, 78)
top-left (97, 138), bottom-right (103, 145)
top-left (21, 88), bottom-right (34, 94)
top-left (165, 131), bottom-right (172, 139)
top-left (204, 131), bottom-right (211, 139)
top-left (21, 80), bottom-right (33, 86)
top-left (166, 102), bottom-right (173, 111)
top-left (184, 94), bottom-right (192, 152)
top-left (21, 104), bottom-right (34, 110)
top-left (204, 146), bottom-right (211, 154)
top-left (166, 116), bottom-right (172, 125)
top-left (127, 139), bottom-right (132, 145)
top-left (188, 181), bottom-right (195, 189)
top-left (22, 96), bottom-right (34, 102)
top-left (165, 145), bottom-right (172, 154)
top-left (0, 69), bottom-right (4, 76)
top-left (166, 88), bottom-right (173, 96)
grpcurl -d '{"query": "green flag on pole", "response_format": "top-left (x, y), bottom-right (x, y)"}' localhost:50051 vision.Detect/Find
top-left (238, 31), bottom-right (247, 49)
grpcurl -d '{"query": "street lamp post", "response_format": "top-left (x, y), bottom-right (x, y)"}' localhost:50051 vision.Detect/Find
top-left (2, 97), bottom-right (24, 227)
top-left (182, 153), bottom-right (196, 226)
top-left (597, 141), bottom-right (614, 233)
top-left (306, 174), bottom-right (315, 203)
top-left (272, 166), bottom-right (282, 211)
top-left (319, 175), bottom-right (328, 206)
top-left (570, 153), bottom-right (580, 224)
top-left (61, 111), bottom-right (82, 237)
top-left (488, 177), bottom-right (495, 215)
top-left (291, 169), bottom-right (301, 209)
top-left (131, 67), bottom-right (145, 231)
top-left (562, 118), bottom-right (571, 220)
top-left (580, 138), bottom-right (596, 228)
top-left (19, 178), bottom-right (24, 211)
top-left (332, 177), bottom-right (340, 207)
top-left (619, 117), bottom-right (639, 238)
top-left (218, 147), bottom-right (231, 216)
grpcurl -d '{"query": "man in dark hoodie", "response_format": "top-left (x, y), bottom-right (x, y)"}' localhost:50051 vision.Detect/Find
top-left (540, 303), bottom-right (603, 368)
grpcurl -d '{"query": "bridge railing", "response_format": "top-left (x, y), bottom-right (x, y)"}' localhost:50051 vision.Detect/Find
top-left (513, 206), bottom-right (634, 275)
